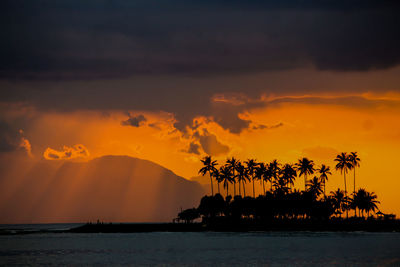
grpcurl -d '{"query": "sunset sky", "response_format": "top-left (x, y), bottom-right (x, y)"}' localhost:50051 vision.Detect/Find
top-left (1, 0), bottom-right (400, 221)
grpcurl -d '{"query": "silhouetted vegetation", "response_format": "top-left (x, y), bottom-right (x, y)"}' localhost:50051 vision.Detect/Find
top-left (62, 152), bottom-right (399, 234)
top-left (179, 153), bottom-right (397, 228)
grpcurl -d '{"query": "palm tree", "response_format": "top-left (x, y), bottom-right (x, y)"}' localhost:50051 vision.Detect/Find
top-left (306, 176), bottom-right (323, 200)
top-left (280, 164), bottom-right (297, 190)
top-left (316, 164), bottom-right (332, 196)
top-left (219, 165), bottom-right (233, 197)
top-left (348, 152), bottom-right (361, 217)
top-left (273, 175), bottom-right (289, 195)
top-left (255, 163), bottom-right (267, 195)
top-left (331, 188), bottom-right (346, 217)
top-left (349, 152), bottom-right (361, 196)
top-left (296, 157), bottom-right (315, 190)
top-left (354, 188), bottom-right (379, 218)
top-left (226, 157), bottom-right (239, 196)
top-left (214, 169), bottom-right (222, 194)
top-left (235, 162), bottom-right (248, 197)
top-left (334, 152), bottom-right (353, 218)
top-left (268, 160), bottom-right (281, 190)
top-left (365, 191), bottom-right (379, 217)
top-left (245, 159), bottom-right (257, 197)
top-left (263, 164), bottom-right (273, 191)
top-left (199, 156), bottom-right (218, 196)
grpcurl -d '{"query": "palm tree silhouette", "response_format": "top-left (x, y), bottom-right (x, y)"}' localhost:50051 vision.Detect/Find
top-left (353, 188), bottom-right (379, 218)
top-left (245, 159), bottom-right (257, 197)
top-left (365, 191), bottom-right (379, 217)
top-left (194, 153), bottom-right (384, 223)
top-left (296, 157), bottom-right (315, 191)
top-left (334, 152), bottom-right (353, 218)
top-left (226, 157), bottom-right (239, 196)
top-left (199, 156), bottom-right (218, 196)
top-left (255, 163), bottom-right (267, 195)
top-left (235, 162), bottom-right (248, 197)
top-left (306, 176), bottom-right (323, 200)
top-left (219, 165), bottom-right (233, 197)
top-left (316, 164), bottom-right (332, 196)
top-left (268, 160), bottom-right (281, 190)
top-left (264, 163), bottom-right (273, 191)
top-left (214, 169), bottom-right (222, 194)
top-left (348, 152), bottom-right (361, 217)
top-left (331, 188), bottom-right (346, 217)
top-left (280, 163), bottom-right (297, 191)
top-left (349, 152), bottom-right (360, 196)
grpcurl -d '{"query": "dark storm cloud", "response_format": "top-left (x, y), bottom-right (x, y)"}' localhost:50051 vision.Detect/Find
top-left (0, 121), bottom-right (20, 152)
top-left (265, 96), bottom-right (400, 109)
top-left (252, 122), bottom-right (284, 130)
top-left (1, 0), bottom-right (400, 137)
top-left (185, 142), bottom-right (201, 155)
top-left (121, 113), bottom-right (147, 127)
top-left (1, 0), bottom-right (400, 80)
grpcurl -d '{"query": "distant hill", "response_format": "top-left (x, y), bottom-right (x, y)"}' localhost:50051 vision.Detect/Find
top-left (190, 175), bottom-right (211, 195)
top-left (0, 155), bottom-right (205, 223)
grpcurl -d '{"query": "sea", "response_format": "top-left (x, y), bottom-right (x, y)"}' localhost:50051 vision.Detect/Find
top-left (1, 224), bottom-right (400, 266)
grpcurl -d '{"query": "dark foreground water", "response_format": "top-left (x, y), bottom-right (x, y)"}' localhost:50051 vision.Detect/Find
top-left (1, 225), bottom-right (400, 266)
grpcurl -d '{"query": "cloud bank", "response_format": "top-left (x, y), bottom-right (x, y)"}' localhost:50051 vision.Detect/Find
top-left (121, 114), bottom-right (147, 127)
top-left (43, 144), bottom-right (90, 160)
top-left (1, 0), bottom-right (400, 80)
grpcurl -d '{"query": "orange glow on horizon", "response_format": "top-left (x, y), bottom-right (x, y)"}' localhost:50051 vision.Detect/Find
top-left (1, 92), bottom-right (399, 222)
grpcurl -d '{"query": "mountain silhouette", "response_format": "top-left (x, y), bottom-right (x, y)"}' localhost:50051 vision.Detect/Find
top-left (0, 155), bottom-right (204, 223)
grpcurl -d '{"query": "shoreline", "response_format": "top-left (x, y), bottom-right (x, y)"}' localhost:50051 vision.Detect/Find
top-left (68, 219), bottom-right (400, 233)
top-left (1, 219), bottom-right (399, 235)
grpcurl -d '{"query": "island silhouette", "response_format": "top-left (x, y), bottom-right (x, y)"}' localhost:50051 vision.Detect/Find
top-left (70, 152), bottom-right (399, 233)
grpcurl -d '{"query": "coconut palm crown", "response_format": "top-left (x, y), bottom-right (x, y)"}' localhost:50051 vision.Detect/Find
top-left (199, 156), bottom-right (218, 196)
top-left (296, 157), bottom-right (315, 190)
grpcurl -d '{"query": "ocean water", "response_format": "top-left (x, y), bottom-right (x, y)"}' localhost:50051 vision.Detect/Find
top-left (1, 225), bottom-right (400, 266)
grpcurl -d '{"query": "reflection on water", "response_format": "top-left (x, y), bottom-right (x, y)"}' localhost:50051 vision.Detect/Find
top-left (0, 228), bottom-right (399, 266)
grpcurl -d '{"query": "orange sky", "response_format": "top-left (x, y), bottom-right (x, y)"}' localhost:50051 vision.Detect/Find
top-left (2, 89), bottom-right (399, 218)
top-left (2, 1), bottom-right (400, 223)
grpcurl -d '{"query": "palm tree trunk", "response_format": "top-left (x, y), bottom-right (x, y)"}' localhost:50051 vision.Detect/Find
top-left (243, 181), bottom-right (246, 197)
top-left (217, 182), bottom-right (220, 194)
top-left (210, 176), bottom-right (214, 196)
top-left (353, 169), bottom-right (356, 217)
top-left (233, 181), bottom-right (236, 196)
top-left (262, 180), bottom-right (265, 195)
top-left (252, 179), bottom-right (255, 198)
top-left (238, 180), bottom-right (241, 196)
top-left (323, 180), bottom-right (326, 196)
top-left (353, 168), bottom-right (356, 195)
top-left (304, 174), bottom-right (307, 191)
top-left (344, 173), bottom-right (348, 218)
top-left (226, 184), bottom-right (229, 197)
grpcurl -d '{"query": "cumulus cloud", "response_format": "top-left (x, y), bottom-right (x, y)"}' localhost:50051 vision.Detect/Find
top-left (182, 142), bottom-right (201, 155)
top-left (0, 121), bottom-right (33, 157)
top-left (121, 114), bottom-right (147, 127)
top-left (43, 144), bottom-right (89, 160)
top-left (18, 130), bottom-right (32, 157)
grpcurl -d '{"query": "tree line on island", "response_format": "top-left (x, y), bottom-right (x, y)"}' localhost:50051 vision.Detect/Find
top-left (176, 152), bottom-right (390, 224)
